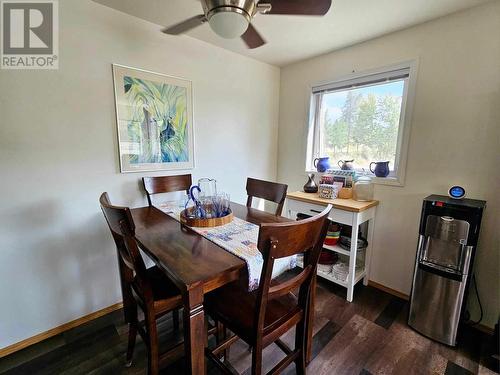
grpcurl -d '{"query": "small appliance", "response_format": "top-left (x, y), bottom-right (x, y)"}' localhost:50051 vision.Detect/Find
top-left (303, 173), bottom-right (318, 193)
top-left (408, 194), bottom-right (486, 346)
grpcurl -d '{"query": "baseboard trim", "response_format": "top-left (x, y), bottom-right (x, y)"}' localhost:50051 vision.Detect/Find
top-left (474, 323), bottom-right (495, 335)
top-left (368, 280), bottom-right (410, 300)
top-left (1, 283), bottom-right (493, 358)
top-left (0, 302), bottom-right (123, 358)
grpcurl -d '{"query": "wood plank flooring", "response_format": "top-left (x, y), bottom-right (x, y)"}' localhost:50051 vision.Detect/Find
top-left (1, 278), bottom-right (498, 375)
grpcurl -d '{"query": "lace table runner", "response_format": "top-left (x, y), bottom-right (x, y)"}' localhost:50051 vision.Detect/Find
top-left (156, 202), bottom-right (296, 291)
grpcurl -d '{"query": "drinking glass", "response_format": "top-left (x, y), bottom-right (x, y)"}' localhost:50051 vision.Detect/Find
top-left (200, 197), bottom-right (213, 219)
top-left (221, 193), bottom-right (230, 216)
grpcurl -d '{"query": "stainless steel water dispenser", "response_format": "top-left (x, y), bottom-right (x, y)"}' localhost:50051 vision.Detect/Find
top-left (408, 195), bottom-right (486, 346)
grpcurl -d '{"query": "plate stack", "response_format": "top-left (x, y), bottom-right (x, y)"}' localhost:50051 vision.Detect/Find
top-left (338, 235), bottom-right (368, 251)
top-left (331, 255), bottom-right (365, 282)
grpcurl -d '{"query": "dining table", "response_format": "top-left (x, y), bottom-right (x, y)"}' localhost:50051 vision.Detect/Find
top-left (130, 201), bottom-right (316, 374)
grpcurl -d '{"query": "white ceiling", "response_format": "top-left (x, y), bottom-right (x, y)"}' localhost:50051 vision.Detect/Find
top-left (92, 0), bottom-right (492, 66)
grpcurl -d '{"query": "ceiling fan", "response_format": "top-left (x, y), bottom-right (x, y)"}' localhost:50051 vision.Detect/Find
top-left (162, 0), bottom-right (332, 49)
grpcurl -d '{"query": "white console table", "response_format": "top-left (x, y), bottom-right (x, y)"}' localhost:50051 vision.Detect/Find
top-left (286, 191), bottom-right (378, 302)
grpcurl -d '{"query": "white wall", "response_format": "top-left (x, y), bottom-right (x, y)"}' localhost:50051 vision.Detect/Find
top-left (1, 0), bottom-right (498, 351)
top-left (277, 2), bottom-right (500, 328)
top-left (0, 0), bottom-right (280, 348)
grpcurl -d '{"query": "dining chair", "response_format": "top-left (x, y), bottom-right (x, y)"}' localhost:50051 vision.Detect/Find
top-left (246, 177), bottom-right (288, 216)
top-left (205, 204), bottom-right (332, 375)
top-left (142, 174), bottom-right (192, 206)
top-left (99, 192), bottom-right (184, 375)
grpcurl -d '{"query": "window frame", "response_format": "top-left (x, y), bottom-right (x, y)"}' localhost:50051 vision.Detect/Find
top-left (305, 60), bottom-right (418, 186)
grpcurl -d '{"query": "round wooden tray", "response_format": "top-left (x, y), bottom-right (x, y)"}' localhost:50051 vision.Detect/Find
top-left (180, 207), bottom-right (233, 228)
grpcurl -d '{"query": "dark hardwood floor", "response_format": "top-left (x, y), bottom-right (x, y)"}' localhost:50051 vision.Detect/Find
top-left (1, 277), bottom-right (497, 375)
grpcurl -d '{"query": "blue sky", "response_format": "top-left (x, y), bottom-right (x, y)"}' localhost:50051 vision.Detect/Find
top-left (323, 80), bottom-right (404, 122)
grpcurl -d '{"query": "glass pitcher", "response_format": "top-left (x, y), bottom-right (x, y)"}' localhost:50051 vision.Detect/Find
top-left (187, 178), bottom-right (217, 218)
top-left (198, 178), bottom-right (217, 199)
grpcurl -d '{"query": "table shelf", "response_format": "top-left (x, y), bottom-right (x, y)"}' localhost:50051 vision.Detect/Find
top-left (286, 191), bottom-right (378, 302)
top-left (323, 243), bottom-right (350, 256)
top-left (296, 257), bottom-right (366, 288)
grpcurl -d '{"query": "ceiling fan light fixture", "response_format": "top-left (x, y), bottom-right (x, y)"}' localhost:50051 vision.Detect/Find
top-left (207, 7), bottom-right (250, 39)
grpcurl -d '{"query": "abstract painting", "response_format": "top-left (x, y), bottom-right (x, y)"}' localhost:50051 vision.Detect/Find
top-left (112, 64), bottom-right (194, 172)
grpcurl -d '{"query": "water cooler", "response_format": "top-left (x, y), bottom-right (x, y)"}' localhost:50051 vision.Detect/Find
top-left (408, 194), bottom-right (486, 346)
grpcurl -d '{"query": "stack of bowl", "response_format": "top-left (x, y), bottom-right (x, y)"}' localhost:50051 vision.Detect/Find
top-left (324, 223), bottom-right (341, 246)
top-left (318, 250), bottom-right (338, 265)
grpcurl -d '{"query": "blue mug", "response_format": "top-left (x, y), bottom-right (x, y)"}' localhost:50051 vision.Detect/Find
top-left (314, 157), bottom-right (330, 172)
top-left (370, 161), bottom-right (390, 177)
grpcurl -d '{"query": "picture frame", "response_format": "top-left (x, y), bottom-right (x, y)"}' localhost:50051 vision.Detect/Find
top-left (112, 64), bottom-right (195, 173)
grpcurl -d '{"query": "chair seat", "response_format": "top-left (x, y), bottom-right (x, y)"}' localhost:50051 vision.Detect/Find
top-left (205, 281), bottom-right (302, 345)
top-left (133, 266), bottom-right (182, 314)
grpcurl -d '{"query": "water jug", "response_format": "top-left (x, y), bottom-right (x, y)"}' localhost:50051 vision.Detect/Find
top-left (370, 161), bottom-right (390, 177)
top-left (338, 159), bottom-right (355, 170)
top-left (314, 157), bottom-right (330, 172)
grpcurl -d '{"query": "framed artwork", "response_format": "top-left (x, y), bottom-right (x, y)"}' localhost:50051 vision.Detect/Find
top-left (112, 64), bottom-right (194, 173)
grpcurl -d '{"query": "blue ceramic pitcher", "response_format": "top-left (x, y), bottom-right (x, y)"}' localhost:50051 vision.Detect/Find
top-left (314, 157), bottom-right (330, 172)
top-left (370, 161), bottom-right (390, 177)
top-left (187, 185), bottom-right (206, 218)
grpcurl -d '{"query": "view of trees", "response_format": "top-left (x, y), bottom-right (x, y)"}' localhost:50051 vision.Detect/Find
top-left (321, 90), bottom-right (402, 170)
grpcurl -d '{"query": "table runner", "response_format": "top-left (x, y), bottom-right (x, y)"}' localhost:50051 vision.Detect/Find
top-left (157, 202), bottom-right (296, 291)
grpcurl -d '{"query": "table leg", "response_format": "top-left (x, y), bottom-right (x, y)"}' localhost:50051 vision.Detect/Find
top-left (347, 214), bottom-right (360, 302)
top-left (183, 286), bottom-right (206, 375)
top-left (305, 272), bottom-right (316, 365)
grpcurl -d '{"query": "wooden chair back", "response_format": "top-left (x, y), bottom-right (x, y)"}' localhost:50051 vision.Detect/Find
top-left (254, 204), bottom-right (332, 333)
top-left (142, 174), bottom-right (192, 206)
top-left (99, 193), bottom-right (148, 319)
top-left (246, 177), bottom-right (288, 216)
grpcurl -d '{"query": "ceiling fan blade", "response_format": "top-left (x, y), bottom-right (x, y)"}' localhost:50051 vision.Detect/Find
top-left (161, 14), bottom-right (206, 35)
top-left (241, 23), bottom-right (266, 49)
top-left (262, 0), bottom-right (332, 15)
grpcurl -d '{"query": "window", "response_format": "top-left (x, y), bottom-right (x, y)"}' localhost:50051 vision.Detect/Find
top-left (306, 63), bottom-right (416, 185)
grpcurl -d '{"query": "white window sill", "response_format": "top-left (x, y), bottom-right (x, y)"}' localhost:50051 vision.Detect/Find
top-left (305, 170), bottom-right (405, 187)
top-left (371, 176), bottom-right (404, 187)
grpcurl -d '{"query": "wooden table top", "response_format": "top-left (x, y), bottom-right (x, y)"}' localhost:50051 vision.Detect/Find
top-left (131, 202), bottom-right (291, 293)
top-left (286, 191), bottom-right (379, 212)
